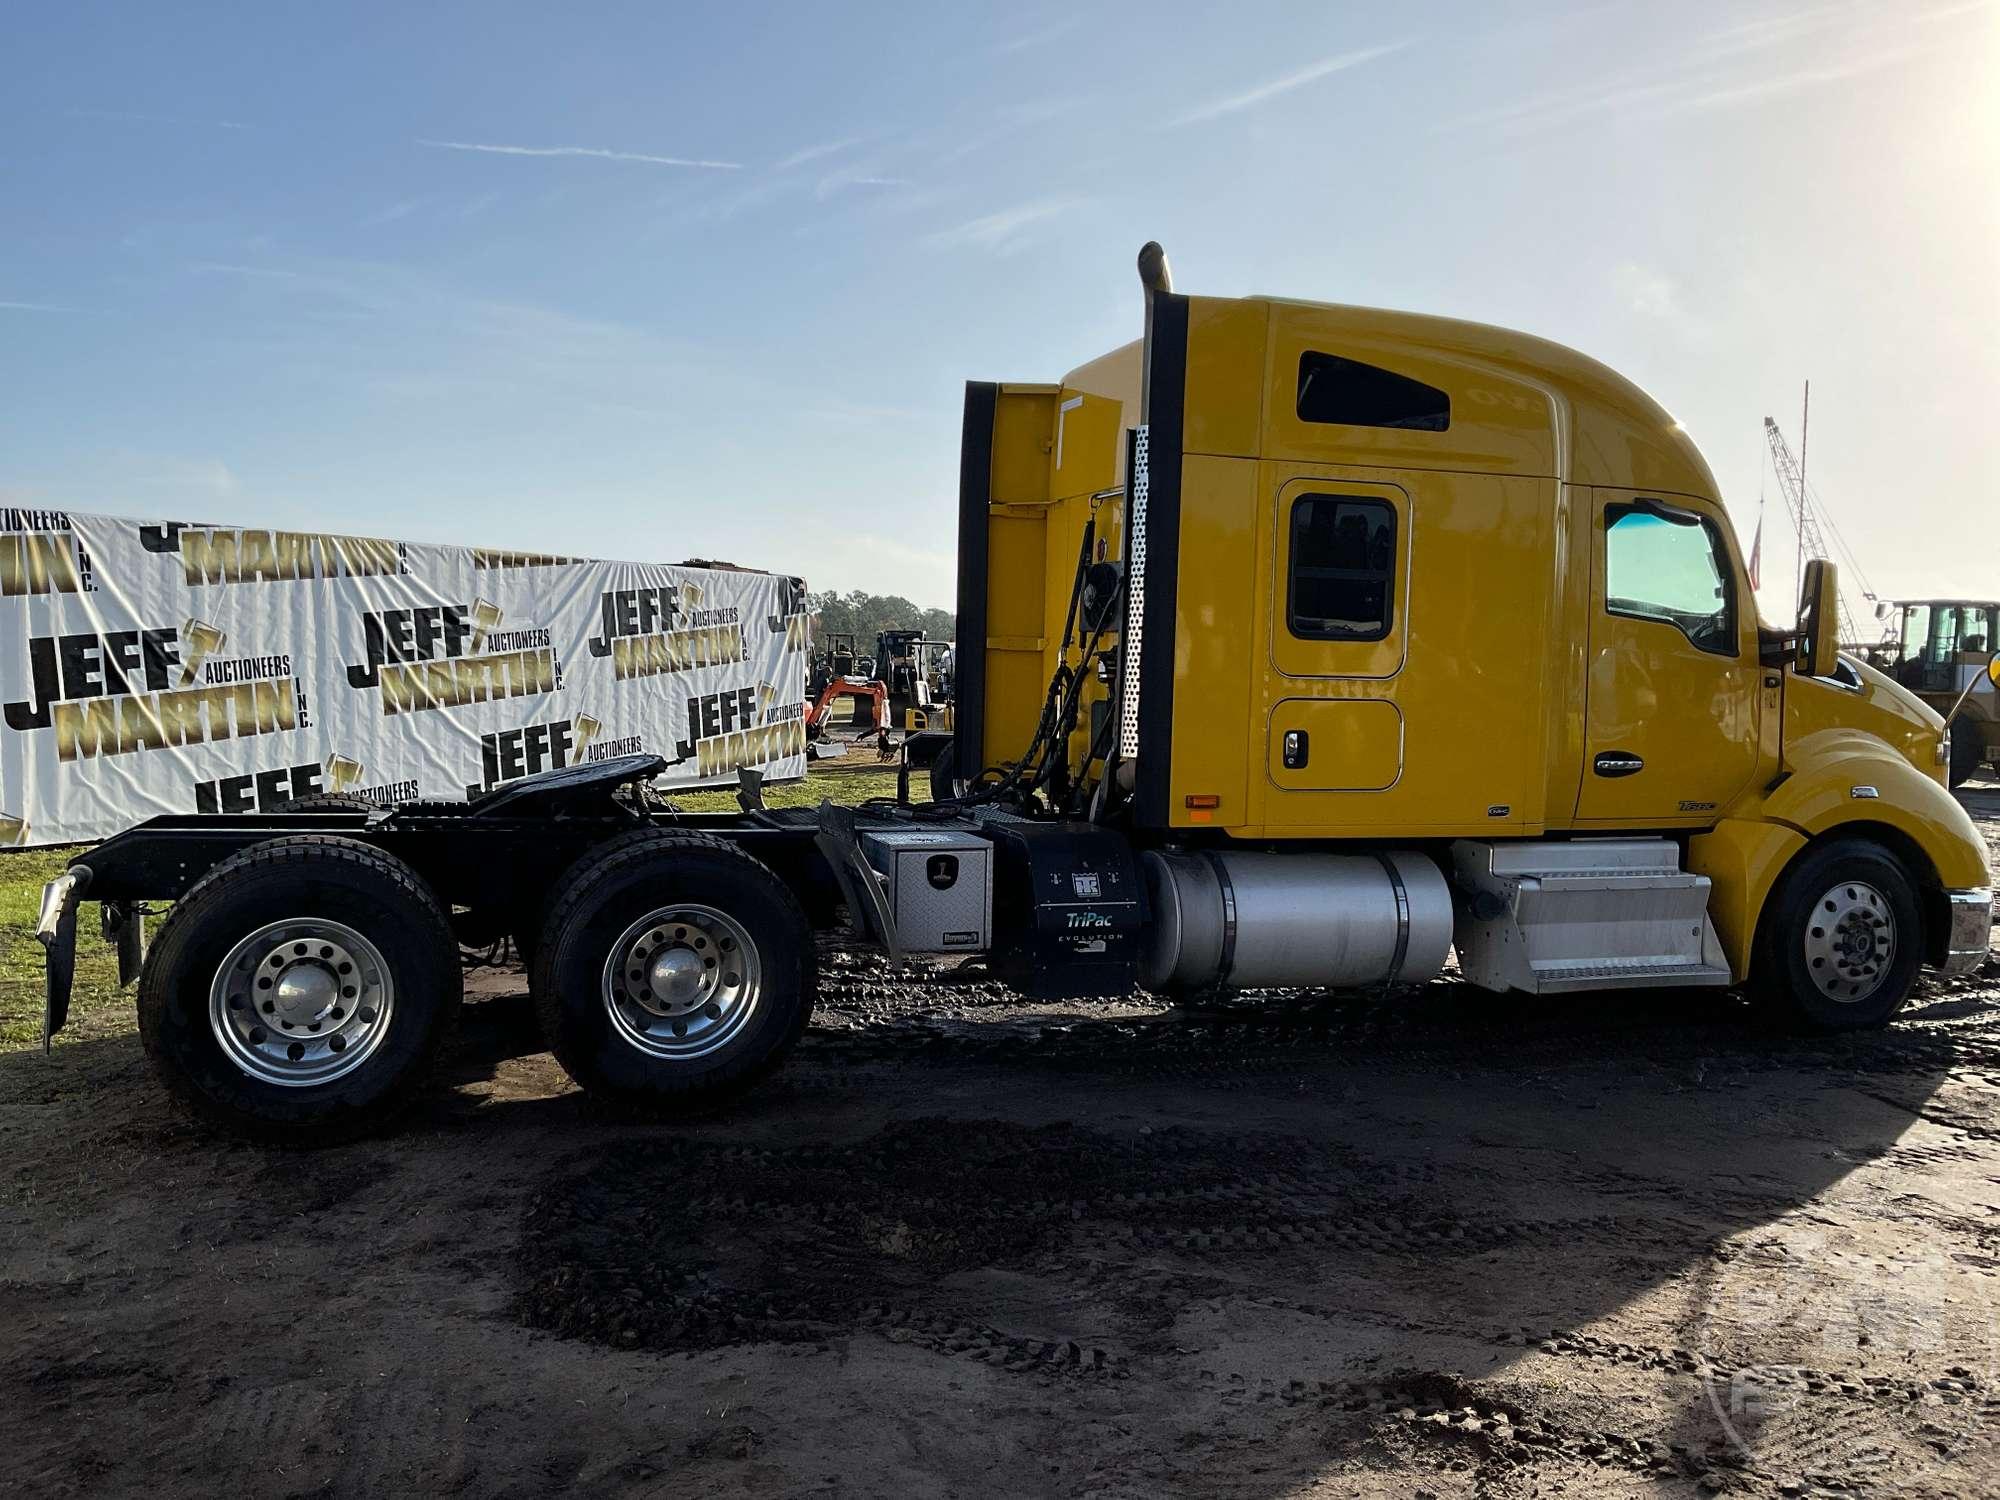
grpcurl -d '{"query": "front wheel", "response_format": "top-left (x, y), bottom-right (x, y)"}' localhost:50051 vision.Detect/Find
top-left (532, 832), bottom-right (814, 1114)
top-left (1751, 838), bottom-right (1924, 1030)
top-left (137, 836), bottom-right (462, 1143)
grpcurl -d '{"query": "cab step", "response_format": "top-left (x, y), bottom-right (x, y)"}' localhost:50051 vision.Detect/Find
top-left (1450, 839), bottom-right (1734, 996)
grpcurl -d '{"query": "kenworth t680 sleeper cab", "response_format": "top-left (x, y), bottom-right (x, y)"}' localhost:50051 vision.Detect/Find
top-left (37, 245), bottom-right (1994, 1141)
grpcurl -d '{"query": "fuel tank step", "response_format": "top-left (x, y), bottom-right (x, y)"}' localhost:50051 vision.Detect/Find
top-left (1450, 839), bottom-right (1734, 996)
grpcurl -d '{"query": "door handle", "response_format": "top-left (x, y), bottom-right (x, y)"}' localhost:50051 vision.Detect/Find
top-left (1594, 751), bottom-right (1644, 778)
top-left (1283, 729), bottom-right (1309, 769)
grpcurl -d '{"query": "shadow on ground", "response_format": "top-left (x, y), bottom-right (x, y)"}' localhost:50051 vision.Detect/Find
top-left (7, 941), bottom-right (1994, 1496)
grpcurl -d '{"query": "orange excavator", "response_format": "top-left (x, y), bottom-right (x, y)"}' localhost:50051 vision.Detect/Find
top-left (804, 633), bottom-right (893, 757)
top-left (805, 675), bottom-right (889, 743)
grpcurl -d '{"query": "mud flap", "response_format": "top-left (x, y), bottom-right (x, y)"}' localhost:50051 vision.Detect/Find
top-left (105, 901), bottom-right (147, 987)
top-left (36, 867), bottom-right (91, 1053)
top-left (813, 804), bottom-right (902, 958)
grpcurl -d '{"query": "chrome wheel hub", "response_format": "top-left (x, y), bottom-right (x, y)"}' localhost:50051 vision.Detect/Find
top-left (209, 918), bottom-right (395, 1086)
top-left (601, 904), bottom-right (761, 1060)
top-left (1802, 881), bottom-right (1896, 1003)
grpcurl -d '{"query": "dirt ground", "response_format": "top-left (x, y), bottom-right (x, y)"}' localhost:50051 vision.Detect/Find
top-left (3, 783), bottom-right (1997, 1499)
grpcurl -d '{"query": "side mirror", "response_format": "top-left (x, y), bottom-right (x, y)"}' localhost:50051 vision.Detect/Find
top-left (1795, 559), bottom-right (1841, 678)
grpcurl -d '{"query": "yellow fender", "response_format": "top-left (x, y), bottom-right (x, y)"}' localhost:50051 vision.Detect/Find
top-left (1689, 729), bottom-right (1990, 979)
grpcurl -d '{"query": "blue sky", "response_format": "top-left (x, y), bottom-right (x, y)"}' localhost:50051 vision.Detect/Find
top-left (4, 0), bottom-right (1994, 619)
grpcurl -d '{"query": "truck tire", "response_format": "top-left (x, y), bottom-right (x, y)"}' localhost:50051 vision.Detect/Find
top-left (928, 738), bottom-right (961, 803)
top-left (510, 825), bottom-right (679, 971)
top-left (137, 836), bottom-right (462, 1144)
top-left (277, 793), bottom-right (378, 814)
top-left (1947, 722), bottom-right (1983, 789)
top-left (532, 831), bottom-right (814, 1115)
top-left (1750, 837), bottom-right (1923, 1031)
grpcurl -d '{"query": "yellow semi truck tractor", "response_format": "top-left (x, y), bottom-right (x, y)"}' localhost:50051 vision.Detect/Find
top-left (35, 245), bottom-right (1996, 1140)
top-left (941, 244), bottom-right (1990, 1019)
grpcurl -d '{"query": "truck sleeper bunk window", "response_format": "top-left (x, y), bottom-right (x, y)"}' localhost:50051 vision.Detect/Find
top-left (1296, 351), bottom-right (1450, 431)
top-left (1288, 495), bottom-right (1395, 642)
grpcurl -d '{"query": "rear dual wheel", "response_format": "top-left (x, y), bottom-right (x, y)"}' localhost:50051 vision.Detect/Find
top-left (531, 832), bottom-right (814, 1114)
top-left (138, 836), bottom-right (461, 1144)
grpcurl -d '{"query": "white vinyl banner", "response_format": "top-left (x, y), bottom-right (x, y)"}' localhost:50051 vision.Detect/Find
top-left (0, 508), bottom-right (809, 848)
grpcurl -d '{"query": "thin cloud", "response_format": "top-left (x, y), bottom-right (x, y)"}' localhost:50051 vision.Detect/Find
top-left (188, 262), bottom-right (386, 313)
top-left (1610, 263), bottom-right (1680, 319)
top-left (417, 139), bottom-right (741, 170)
top-left (678, 173), bottom-right (796, 226)
top-left (1657, 40), bottom-right (1941, 117)
top-left (923, 197), bottom-right (1075, 253)
top-left (1442, 0), bottom-right (1985, 136)
top-left (814, 164), bottom-right (912, 200)
top-left (995, 16), bottom-right (1084, 54)
top-left (932, 96), bottom-right (1079, 167)
top-left (1608, 262), bottom-right (1715, 345)
top-left (363, 198), bottom-right (426, 227)
top-left (1, 300), bottom-right (87, 313)
top-left (1171, 42), bottom-right (1409, 126)
top-left (193, 262), bottom-right (307, 280)
top-left (67, 107), bottom-right (248, 130)
top-left (774, 135), bottom-right (867, 171)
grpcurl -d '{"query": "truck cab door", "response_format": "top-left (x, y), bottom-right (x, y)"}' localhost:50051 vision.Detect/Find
top-left (1576, 490), bottom-right (1761, 824)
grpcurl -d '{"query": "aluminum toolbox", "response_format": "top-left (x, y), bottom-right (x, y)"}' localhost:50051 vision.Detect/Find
top-left (858, 827), bottom-right (994, 954)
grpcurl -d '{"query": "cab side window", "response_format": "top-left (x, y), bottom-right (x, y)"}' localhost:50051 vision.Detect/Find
top-left (1901, 603), bottom-right (1933, 661)
top-left (1288, 495), bottom-right (1395, 641)
top-left (1604, 504), bottom-right (1737, 657)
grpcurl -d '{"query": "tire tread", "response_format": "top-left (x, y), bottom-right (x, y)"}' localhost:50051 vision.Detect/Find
top-left (138, 835), bottom-right (461, 1143)
top-left (1749, 836), bottom-right (1922, 1032)
top-left (530, 829), bottom-right (814, 1113)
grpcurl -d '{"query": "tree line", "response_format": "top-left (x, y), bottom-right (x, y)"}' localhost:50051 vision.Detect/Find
top-left (806, 590), bottom-right (955, 650)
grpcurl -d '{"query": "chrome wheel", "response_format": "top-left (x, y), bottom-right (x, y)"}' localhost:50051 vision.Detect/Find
top-left (600, 903), bottom-right (762, 1061)
top-left (1802, 881), bottom-right (1896, 1003)
top-left (208, 918), bottom-right (395, 1086)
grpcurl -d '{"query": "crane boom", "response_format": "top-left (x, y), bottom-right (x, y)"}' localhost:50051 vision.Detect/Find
top-left (1762, 414), bottom-right (1859, 644)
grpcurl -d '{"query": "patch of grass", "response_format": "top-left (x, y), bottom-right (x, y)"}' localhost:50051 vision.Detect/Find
top-left (667, 755), bottom-right (915, 811)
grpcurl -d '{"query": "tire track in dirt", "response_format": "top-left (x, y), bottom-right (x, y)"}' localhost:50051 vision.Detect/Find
top-left (1060, 1247), bottom-right (1996, 1427)
top-left (1311, 1369), bottom-right (1737, 1489)
top-left (796, 964), bottom-right (2000, 1088)
top-left (516, 1116), bottom-right (1736, 1383)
